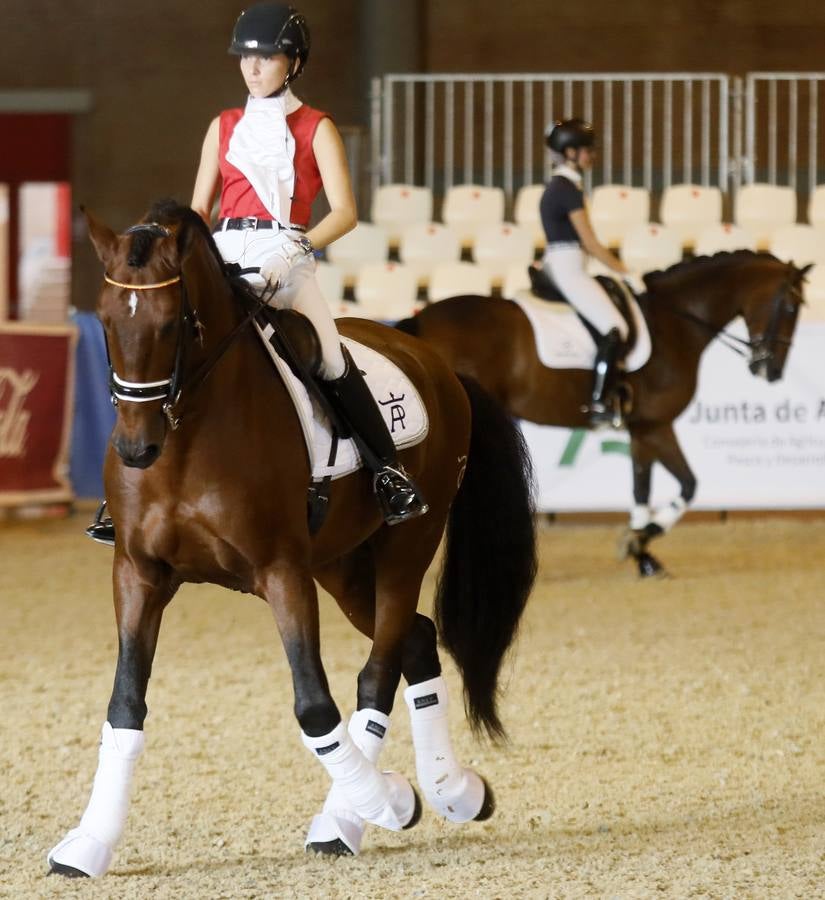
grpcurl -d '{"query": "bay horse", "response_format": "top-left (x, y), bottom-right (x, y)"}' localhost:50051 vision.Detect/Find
top-left (48, 201), bottom-right (536, 876)
top-left (397, 251), bottom-right (807, 575)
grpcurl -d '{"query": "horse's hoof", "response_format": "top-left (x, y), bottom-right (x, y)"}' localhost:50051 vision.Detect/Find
top-left (306, 838), bottom-right (354, 857)
top-left (643, 522), bottom-right (664, 539)
top-left (638, 552), bottom-right (666, 578)
top-left (48, 862), bottom-right (89, 878)
top-left (402, 786), bottom-right (423, 830)
top-left (473, 776), bottom-right (496, 821)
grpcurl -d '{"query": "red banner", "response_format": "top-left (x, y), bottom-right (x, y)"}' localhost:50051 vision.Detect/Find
top-left (0, 323), bottom-right (77, 505)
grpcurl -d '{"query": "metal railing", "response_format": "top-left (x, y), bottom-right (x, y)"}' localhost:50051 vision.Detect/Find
top-left (370, 72), bottom-right (732, 211)
top-left (745, 72), bottom-right (825, 199)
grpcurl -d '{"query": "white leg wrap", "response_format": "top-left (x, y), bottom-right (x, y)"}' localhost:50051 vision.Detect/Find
top-left (302, 718), bottom-right (413, 832)
top-left (47, 722), bottom-right (145, 877)
top-left (404, 676), bottom-right (485, 823)
top-left (629, 503), bottom-right (652, 531)
top-left (652, 496), bottom-right (687, 532)
top-left (305, 709), bottom-right (390, 854)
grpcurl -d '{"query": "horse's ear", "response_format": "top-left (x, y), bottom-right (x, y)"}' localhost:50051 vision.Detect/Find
top-left (83, 206), bottom-right (118, 265)
top-left (799, 263), bottom-right (814, 279)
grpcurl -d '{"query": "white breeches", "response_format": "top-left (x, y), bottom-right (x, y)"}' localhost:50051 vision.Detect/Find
top-left (214, 227), bottom-right (346, 379)
top-left (542, 243), bottom-right (629, 339)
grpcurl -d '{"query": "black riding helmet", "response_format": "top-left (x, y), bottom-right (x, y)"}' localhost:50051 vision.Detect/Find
top-left (228, 2), bottom-right (311, 85)
top-left (545, 118), bottom-right (596, 154)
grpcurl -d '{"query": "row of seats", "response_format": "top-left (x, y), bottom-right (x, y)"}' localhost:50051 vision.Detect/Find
top-left (328, 221), bottom-right (534, 288)
top-left (316, 258), bottom-right (825, 323)
top-left (325, 218), bottom-right (825, 292)
top-left (370, 181), bottom-right (825, 253)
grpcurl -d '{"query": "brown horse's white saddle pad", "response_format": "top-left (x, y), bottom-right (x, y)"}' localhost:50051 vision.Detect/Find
top-left (254, 324), bottom-right (429, 479)
top-left (511, 291), bottom-right (652, 372)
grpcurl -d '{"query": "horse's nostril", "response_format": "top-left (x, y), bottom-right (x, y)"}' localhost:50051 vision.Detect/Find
top-left (141, 444), bottom-right (160, 466)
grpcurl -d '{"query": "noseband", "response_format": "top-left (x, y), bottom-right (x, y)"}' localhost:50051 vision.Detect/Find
top-left (747, 274), bottom-right (802, 369)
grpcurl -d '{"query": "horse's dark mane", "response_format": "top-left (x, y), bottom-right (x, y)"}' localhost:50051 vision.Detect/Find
top-left (139, 198), bottom-right (261, 307)
top-left (127, 230), bottom-right (159, 268)
top-left (644, 249), bottom-right (782, 289)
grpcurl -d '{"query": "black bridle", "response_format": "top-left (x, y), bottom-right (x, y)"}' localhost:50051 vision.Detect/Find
top-left (102, 224), bottom-right (267, 429)
top-left (658, 266), bottom-right (803, 366)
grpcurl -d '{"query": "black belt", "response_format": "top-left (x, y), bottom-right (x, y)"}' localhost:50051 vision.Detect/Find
top-left (215, 217), bottom-right (306, 232)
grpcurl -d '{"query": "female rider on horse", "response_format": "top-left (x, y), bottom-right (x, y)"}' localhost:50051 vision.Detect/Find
top-left (88, 2), bottom-right (426, 545)
top-left (541, 118), bottom-right (635, 428)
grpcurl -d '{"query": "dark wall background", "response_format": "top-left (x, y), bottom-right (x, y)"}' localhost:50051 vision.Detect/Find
top-left (2, 0), bottom-right (824, 309)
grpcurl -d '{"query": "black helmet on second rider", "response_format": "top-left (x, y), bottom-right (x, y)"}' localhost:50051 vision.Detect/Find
top-left (228, 2), bottom-right (311, 85)
top-left (545, 118), bottom-right (596, 155)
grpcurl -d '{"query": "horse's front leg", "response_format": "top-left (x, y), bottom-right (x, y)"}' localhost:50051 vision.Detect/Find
top-left (48, 555), bottom-right (175, 878)
top-left (644, 423), bottom-right (696, 533)
top-left (260, 559), bottom-right (417, 849)
top-left (624, 424), bottom-right (696, 575)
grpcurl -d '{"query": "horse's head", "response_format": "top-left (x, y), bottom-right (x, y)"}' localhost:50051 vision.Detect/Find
top-left (86, 204), bottom-right (213, 468)
top-left (740, 258), bottom-right (808, 383)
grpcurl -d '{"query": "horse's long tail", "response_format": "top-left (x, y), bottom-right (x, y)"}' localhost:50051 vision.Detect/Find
top-left (434, 375), bottom-right (537, 740)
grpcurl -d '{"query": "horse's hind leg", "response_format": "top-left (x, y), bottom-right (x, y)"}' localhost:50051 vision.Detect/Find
top-left (309, 538), bottom-right (492, 856)
top-left (48, 558), bottom-right (176, 878)
top-left (401, 615), bottom-right (495, 824)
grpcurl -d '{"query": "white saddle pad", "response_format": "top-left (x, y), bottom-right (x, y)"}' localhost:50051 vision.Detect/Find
top-left (511, 289), bottom-right (651, 372)
top-left (255, 322), bottom-right (429, 480)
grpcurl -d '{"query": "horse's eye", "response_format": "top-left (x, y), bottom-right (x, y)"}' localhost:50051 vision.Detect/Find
top-left (158, 321), bottom-right (177, 339)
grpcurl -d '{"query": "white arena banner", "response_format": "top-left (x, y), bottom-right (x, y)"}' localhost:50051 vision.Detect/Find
top-left (521, 321), bottom-right (825, 512)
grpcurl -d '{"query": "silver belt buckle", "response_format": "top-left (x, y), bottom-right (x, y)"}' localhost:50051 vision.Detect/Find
top-left (245, 216), bottom-right (258, 230)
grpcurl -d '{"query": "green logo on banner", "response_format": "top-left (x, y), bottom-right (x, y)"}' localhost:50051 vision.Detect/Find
top-left (558, 429), bottom-right (630, 467)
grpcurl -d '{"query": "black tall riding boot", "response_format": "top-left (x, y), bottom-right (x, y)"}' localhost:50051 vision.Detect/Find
top-left (85, 500), bottom-right (116, 547)
top-left (322, 348), bottom-right (428, 525)
top-left (589, 327), bottom-right (625, 429)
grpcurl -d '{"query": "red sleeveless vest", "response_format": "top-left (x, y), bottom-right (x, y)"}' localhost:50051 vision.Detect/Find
top-left (217, 103), bottom-right (329, 228)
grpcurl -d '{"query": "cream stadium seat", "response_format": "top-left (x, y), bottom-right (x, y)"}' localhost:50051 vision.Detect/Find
top-left (326, 222), bottom-right (389, 286)
top-left (659, 184), bottom-right (723, 249)
top-left (315, 261), bottom-right (347, 316)
top-left (501, 262), bottom-right (533, 300)
top-left (428, 262), bottom-right (493, 302)
top-left (693, 223), bottom-right (757, 256)
top-left (734, 183), bottom-right (796, 249)
top-left (441, 184), bottom-right (505, 248)
top-left (370, 184), bottom-right (433, 246)
top-left (398, 222), bottom-right (461, 287)
top-left (590, 184), bottom-right (650, 248)
top-left (353, 261), bottom-right (419, 321)
top-left (807, 185), bottom-right (825, 229)
top-left (801, 263), bottom-right (825, 320)
top-left (472, 222), bottom-right (535, 286)
top-left (620, 223), bottom-right (683, 275)
top-left (513, 183), bottom-right (547, 250)
top-left (768, 223), bottom-right (825, 267)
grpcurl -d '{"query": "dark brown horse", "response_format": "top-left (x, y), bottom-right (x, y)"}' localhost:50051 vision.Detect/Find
top-left (398, 251), bottom-right (807, 575)
top-left (48, 201), bottom-right (536, 876)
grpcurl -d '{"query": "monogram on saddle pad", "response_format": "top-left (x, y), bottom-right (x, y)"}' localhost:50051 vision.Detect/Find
top-left (513, 267), bottom-right (651, 372)
top-left (254, 307), bottom-right (428, 480)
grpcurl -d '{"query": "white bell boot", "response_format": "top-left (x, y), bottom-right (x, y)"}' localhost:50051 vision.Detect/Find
top-left (47, 722), bottom-right (145, 877)
top-left (629, 503), bottom-right (652, 531)
top-left (305, 709), bottom-right (390, 855)
top-left (302, 717), bottom-right (417, 834)
top-left (652, 496), bottom-right (687, 532)
top-left (404, 676), bottom-right (488, 823)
